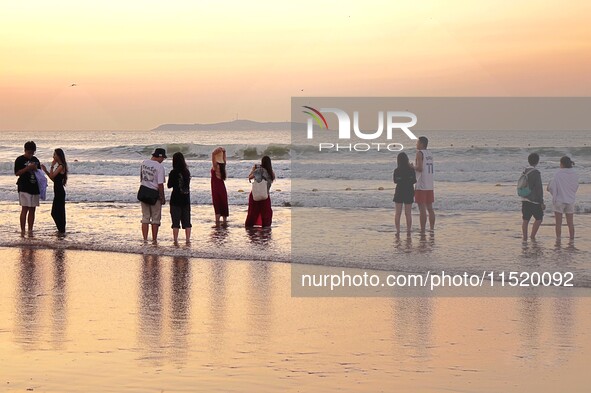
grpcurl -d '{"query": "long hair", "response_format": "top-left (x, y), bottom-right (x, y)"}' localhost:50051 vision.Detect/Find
top-left (396, 152), bottom-right (412, 172)
top-left (218, 162), bottom-right (227, 181)
top-left (54, 148), bottom-right (68, 186)
top-left (261, 155), bottom-right (275, 181)
top-left (173, 152), bottom-right (190, 179)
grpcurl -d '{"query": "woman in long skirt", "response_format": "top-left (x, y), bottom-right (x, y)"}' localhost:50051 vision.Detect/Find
top-left (211, 146), bottom-right (229, 226)
top-left (245, 155), bottom-right (275, 228)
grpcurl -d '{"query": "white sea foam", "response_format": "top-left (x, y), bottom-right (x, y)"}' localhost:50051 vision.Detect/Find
top-left (1, 129), bottom-right (589, 212)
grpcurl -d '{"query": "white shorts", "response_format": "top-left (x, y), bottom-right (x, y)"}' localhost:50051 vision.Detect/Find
top-left (553, 202), bottom-right (575, 214)
top-left (19, 192), bottom-right (40, 207)
top-left (141, 201), bottom-right (162, 225)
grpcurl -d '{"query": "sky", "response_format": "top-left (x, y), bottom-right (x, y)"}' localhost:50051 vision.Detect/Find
top-left (1, 0), bottom-right (590, 130)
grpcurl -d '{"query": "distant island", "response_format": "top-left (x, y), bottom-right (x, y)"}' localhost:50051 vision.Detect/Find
top-left (152, 119), bottom-right (305, 131)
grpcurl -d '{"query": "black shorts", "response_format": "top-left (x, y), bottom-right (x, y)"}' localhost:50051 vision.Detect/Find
top-left (522, 201), bottom-right (543, 221)
top-left (393, 195), bottom-right (414, 204)
top-left (170, 204), bottom-right (192, 229)
top-left (393, 189), bottom-right (414, 205)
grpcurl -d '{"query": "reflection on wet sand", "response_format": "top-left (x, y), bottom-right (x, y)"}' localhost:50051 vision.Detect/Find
top-left (208, 259), bottom-right (227, 355)
top-left (521, 240), bottom-right (545, 262)
top-left (3, 248), bottom-right (587, 392)
top-left (51, 249), bottom-right (67, 349)
top-left (15, 248), bottom-right (69, 350)
top-left (137, 254), bottom-right (194, 366)
top-left (394, 232), bottom-right (435, 254)
top-left (518, 296), bottom-right (542, 360)
top-left (247, 261), bottom-right (273, 347)
top-left (554, 238), bottom-right (579, 256)
top-left (552, 297), bottom-right (575, 363)
top-left (517, 294), bottom-right (577, 364)
top-left (138, 254), bottom-right (163, 362)
top-left (210, 225), bottom-right (229, 246)
top-left (417, 232), bottom-right (435, 253)
top-left (394, 235), bottom-right (413, 253)
top-left (15, 248), bottom-right (41, 349)
top-left (392, 297), bottom-right (434, 365)
top-left (246, 229), bottom-right (275, 347)
top-left (246, 227), bottom-right (273, 246)
top-left (169, 256), bottom-right (192, 364)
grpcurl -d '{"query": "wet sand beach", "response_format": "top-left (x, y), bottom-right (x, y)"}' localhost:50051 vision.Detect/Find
top-left (1, 248), bottom-right (590, 392)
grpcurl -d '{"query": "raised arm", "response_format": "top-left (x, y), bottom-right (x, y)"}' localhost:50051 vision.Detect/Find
top-left (248, 165), bottom-right (257, 181)
top-left (211, 151), bottom-right (218, 169)
top-left (212, 146), bottom-right (225, 169)
top-left (42, 163), bottom-right (63, 181)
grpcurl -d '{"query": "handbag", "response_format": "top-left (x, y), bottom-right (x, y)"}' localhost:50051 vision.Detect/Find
top-left (137, 185), bottom-right (159, 205)
top-left (251, 178), bottom-right (269, 201)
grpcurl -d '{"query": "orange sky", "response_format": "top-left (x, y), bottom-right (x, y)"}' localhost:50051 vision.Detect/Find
top-left (1, 0), bottom-right (590, 130)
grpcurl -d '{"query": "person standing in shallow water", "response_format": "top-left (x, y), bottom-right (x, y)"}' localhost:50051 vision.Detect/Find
top-left (41, 148), bottom-right (68, 234)
top-left (14, 141), bottom-right (41, 235)
top-left (140, 148), bottom-right (167, 243)
top-left (414, 136), bottom-right (435, 233)
top-left (211, 146), bottom-right (229, 227)
top-left (393, 152), bottom-right (416, 236)
top-left (245, 155), bottom-right (275, 228)
top-left (521, 152), bottom-right (544, 241)
top-left (547, 156), bottom-right (578, 240)
top-left (168, 152), bottom-right (192, 244)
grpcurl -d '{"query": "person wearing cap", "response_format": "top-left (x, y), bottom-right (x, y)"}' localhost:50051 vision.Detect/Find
top-left (14, 141), bottom-right (41, 235)
top-left (140, 148), bottom-right (167, 243)
top-left (547, 156), bottom-right (579, 240)
top-left (211, 146), bottom-right (229, 226)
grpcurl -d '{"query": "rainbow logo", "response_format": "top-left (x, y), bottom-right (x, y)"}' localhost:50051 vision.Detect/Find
top-left (302, 106), bottom-right (329, 129)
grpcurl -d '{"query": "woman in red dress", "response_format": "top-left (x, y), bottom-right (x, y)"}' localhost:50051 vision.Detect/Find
top-left (211, 147), bottom-right (229, 226)
top-left (245, 155), bottom-right (275, 228)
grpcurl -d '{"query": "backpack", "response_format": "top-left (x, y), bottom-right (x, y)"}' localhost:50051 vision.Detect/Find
top-left (178, 172), bottom-right (190, 195)
top-left (517, 168), bottom-right (534, 197)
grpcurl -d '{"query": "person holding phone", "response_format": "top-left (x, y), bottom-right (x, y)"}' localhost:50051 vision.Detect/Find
top-left (245, 156), bottom-right (275, 228)
top-left (14, 141), bottom-right (41, 235)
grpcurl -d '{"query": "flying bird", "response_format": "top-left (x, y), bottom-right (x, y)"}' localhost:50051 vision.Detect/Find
top-left (71, 83), bottom-right (77, 87)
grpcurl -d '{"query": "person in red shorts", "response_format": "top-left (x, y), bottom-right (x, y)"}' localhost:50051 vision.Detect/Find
top-left (414, 136), bottom-right (435, 233)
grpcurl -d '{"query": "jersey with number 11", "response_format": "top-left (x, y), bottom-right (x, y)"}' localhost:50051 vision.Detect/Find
top-left (416, 149), bottom-right (434, 190)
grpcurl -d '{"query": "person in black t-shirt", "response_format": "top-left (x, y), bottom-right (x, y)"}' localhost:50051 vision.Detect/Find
top-left (167, 152), bottom-right (192, 244)
top-left (14, 141), bottom-right (41, 235)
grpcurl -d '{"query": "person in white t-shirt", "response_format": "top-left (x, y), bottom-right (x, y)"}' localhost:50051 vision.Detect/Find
top-left (414, 136), bottom-right (435, 233)
top-left (140, 148), bottom-right (167, 243)
top-left (547, 156), bottom-right (579, 240)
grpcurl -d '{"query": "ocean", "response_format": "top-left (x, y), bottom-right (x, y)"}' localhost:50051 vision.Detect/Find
top-left (0, 129), bottom-right (589, 288)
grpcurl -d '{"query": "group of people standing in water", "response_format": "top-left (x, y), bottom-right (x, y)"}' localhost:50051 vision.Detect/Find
top-left (518, 152), bottom-right (579, 241)
top-left (13, 141), bottom-right (276, 244)
top-left (138, 146), bottom-right (275, 244)
top-left (392, 136), bottom-right (580, 241)
top-left (392, 136), bottom-right (435, 236)
top-left (14, 141), bottom-right (68, 235)
top-left (14, 137), bottom-right (581, 243)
